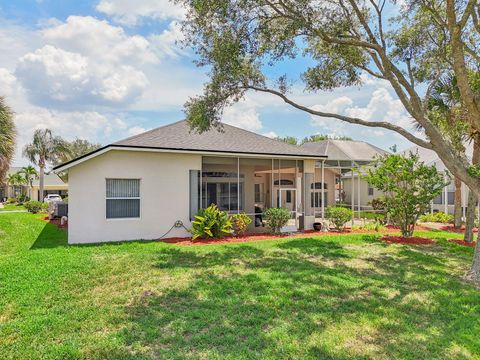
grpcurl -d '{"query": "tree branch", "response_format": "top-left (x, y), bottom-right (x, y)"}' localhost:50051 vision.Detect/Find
top-left (459, 0), bottom-right (477, 29)
top-left (247, 85), bottom-right (433, 149)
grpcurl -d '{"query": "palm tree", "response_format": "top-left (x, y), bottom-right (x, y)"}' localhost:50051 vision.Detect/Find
top-left (427, 74), bottom-right (470, 231)
top-left (22, 129), bottom-right (70, 202)
top-left (0, 97), bottom-right (16, 184)
top-left (7, 172), bottom-right (26, 198)
top-left (19, 165), bottom-right (38, 199)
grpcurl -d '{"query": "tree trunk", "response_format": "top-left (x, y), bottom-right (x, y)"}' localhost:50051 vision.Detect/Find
top-left (464, 189), bottom-right (477, 243)
top-left (468, 136), bottom-right (480, 282)
top-left (39, 165), bottom-right (44, 202)
top-left (454, 177), bottom-right (462, 228)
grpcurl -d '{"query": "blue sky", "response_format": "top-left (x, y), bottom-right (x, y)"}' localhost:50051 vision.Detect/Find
top-left (0, 0), bottom-right (417, 166)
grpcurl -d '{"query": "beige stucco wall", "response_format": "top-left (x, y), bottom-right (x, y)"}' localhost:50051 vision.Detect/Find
top-left (31, 185), bottom-right (68, 201)
top-left (343, 177), bottom-right (383, 208)
top-left (68, 150), bottom-right (201, 244)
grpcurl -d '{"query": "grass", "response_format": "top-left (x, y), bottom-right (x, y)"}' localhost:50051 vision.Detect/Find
top-left (0, 212), bottom-right (479, 359)
top-left (0, 203), bottom-right (26, 211)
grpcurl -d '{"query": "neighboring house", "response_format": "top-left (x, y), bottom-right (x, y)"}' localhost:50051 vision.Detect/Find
top-left (400, 145), bottom-right (472, 216)
top-left (54, 120), bottom-right (327, 244)
top-left (337, 144), bottom-right (472, 216)
top-left (301, 140), bottom-right (388, 214)
top-left (0, 167), bottom-right (68, 201)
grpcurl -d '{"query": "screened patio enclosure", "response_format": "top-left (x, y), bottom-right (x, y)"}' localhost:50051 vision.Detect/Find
top-left (314, 159), bottom-right (372, 223)
top-left (190, 156), bottom-right (319, 232)
top-left (303, 139), bottom-right (389, 224)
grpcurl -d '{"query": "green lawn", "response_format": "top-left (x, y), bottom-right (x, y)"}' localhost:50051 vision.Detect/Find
top-left (0, 203), bottom-right (26, 212)
top-left (1, 213), bottom-right (479, 359)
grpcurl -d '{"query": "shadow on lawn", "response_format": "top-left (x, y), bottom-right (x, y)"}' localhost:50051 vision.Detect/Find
top-left (110, 236), bottom-right (480, 359)
top-left (30, 220), bottom-right (68, 249)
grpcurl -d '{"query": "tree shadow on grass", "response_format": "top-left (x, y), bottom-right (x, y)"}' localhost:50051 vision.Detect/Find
top-left (109, 236), bottom-right (480, 359)
top-left (30, 220), bottom-right (68, 249)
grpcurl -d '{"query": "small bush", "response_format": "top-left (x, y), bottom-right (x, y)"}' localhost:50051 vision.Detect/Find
top-left (419, 212), bottom-right (454, 223)
top-left (353, 221), bottom-right (385, 232)
top-left (230, 212), bottom-right (252, 235)
top-left (17, 194), bottom-right (29, 204)
top-left (326, 206), bottom-right (352, 231)
top-left (7, 198), bottom-right (16, 204)
top-left (24, 200), bottom-right (44, 214)
top-left (369, 198), bottom-right (386, 211)
top-left (190, 204), bottom-right (233, 240)
top-left (263, 207), bottom-right (291, 234)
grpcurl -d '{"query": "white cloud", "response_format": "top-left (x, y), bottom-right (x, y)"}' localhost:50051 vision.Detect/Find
top-left (223, 99), bottom-right (263, 131)
top-left (262, 131), bottom-right (278, 138)
top-left (0, 68), bottom-right (18, 96)
top-left (42, 16), bottom-right (157, 64)
top-left (13, 108), bottom-right (111, 165)
top-left (345, 88), bottom-right (413, 129)
top-left (148, 21), bottom-right (185, 59)
top-left (12, 15), bottom-right (193, 109)
top-left (16, 45), bottom-right (148, 107)
top-left (127, 126), bottom-right (150, 136)
top-left (96, 0), bottom-right (185, 26)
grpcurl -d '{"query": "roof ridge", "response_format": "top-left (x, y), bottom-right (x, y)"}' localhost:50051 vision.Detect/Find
top-left (113, 119), bottom-right (185, 145)
top-left (219, 121), bottom-right (305, 149)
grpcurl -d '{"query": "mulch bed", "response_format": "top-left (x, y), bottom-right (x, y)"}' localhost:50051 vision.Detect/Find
top-left (160, 226), bottom-right (417, 246)
top-left (448, 239), bottom-right (477, 247)
top-left (438, 224), bottom-right (478, 233)
top-left (41, 216), bottom-right (68, 229)
top-left (380, 235), bottom-right (435, 245)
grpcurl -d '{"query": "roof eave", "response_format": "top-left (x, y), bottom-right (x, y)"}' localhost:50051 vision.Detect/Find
top-left (53, 145), bottom-right (326, 173)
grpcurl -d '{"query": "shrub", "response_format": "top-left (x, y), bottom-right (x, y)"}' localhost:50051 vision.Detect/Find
top-left (363, 153), bottom-right (448, 237)
top-left (190, 204), bottom-right (233, 240)
top-left (263, 207), bottom-right (291, 234)
top-left (230, 212), bottom-right (252, 236)
top-left (7, 198), bottom-right (16, 204)
top-left (369, 198), bottom-right (386, 211)
top-left (419, 212), bottom-right (454, 223)
top-left (326, 206), bottom-right (352, 231)
top-left (353, 221), bottom-right (385, 232)
top-left (24, 200), bottom-right (44, 214)
top-left (17, 194), bottom-right (29, 204)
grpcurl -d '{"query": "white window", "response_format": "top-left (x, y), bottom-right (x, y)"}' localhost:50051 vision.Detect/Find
top-left (254, 183), bottom-right (264, 203)
top-left (106, 179), bottom-right (140, 219)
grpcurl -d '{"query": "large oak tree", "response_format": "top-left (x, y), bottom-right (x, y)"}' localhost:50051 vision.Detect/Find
top-left (177, 0), bottom-right (480, 281)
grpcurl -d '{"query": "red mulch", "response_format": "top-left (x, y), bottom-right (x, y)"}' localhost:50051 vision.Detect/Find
top-left (448, 239), bottom-right (477, 247)
top-left (160, 226), bottom-right (417, 246)
top-left (380, 235), bottom-right (435, 245)
top-left (41, 215), bottom-right (68, 229)
top-left (438, 224), bottom-right (478, 233)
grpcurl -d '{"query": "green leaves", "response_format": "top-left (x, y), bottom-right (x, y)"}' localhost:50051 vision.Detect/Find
top-left (190, 204), bottom-right (234, 240)
top-left (363, 153), bottom-right (449, 237)
top-left (263, 207), bottom-right (291, 234)
top-left (0, 97), bottom-right (15, 183)
top-left (325, 207), bottom-right (352, 231)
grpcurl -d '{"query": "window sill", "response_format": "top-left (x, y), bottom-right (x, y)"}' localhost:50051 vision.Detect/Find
top-left (106, 217), bottom-right (141, 221)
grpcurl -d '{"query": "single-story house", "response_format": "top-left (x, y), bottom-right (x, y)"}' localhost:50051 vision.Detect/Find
top-left (55, 120), bottom-right (333, 244)
top-left (1, 167), bottom-right (68, 201)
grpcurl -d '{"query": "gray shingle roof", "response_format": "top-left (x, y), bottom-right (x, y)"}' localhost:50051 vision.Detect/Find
top-left (114, 120), bottom-right (324, 157)
top-left (400, 145), bottom-right (473, 172)
top-left (301, 139), bottom-right (388, 162)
